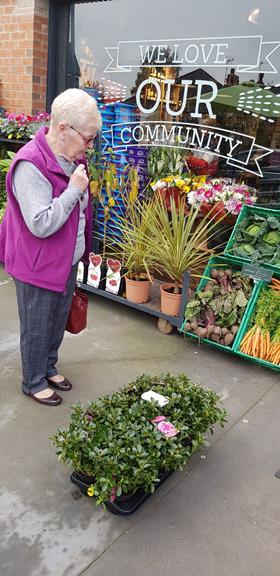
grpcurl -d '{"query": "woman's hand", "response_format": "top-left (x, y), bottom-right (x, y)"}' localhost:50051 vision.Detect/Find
top-left (70, 164), bottom-right (89, 192)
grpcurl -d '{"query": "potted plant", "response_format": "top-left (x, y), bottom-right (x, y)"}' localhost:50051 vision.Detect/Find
top-left (144, 196), bottom-right (226, 316)
top-left (51, 373), bottom-right (227, 514)
top-left (106, 196), bottom-right (156, 303)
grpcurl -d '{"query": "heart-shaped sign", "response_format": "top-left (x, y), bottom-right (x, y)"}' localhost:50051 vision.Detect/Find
top-left (107, 258), bottom-right (121, 273)
top-left (89, 253), bottom-right (102, 267)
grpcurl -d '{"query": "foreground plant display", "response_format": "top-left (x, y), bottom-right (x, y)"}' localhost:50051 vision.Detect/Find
top-left (51, 373), bottom-right (227, 511)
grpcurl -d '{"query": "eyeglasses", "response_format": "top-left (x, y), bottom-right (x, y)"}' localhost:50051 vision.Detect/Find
top-left (68, 124), bottom-right (96, 146)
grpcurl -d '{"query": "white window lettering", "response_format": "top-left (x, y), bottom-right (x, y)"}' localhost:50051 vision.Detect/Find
top-left (121, 127), bottom-right (132, 144)
top-left (201, 43), bottom-right (216, 64)
top-left (132, 125), bottom-right (145, 142)
top-left (160, 124), bottom-right (178, 144)
top-left (139, 44), bottom-right (158, 64)
top-left (165, 79), bottom-right (192, 116)
top-left (136, 78), bottom-right (161, 114)
top-left (190, 128), bottom-right (208, 148)
top-left (228, 138), bottom-right (243, 157)
top-left (214, 43), bottom-right (229, 64)
top-left (146, 124), bottom-right (160, 141)
top-left (173, 44), bottom-right (183, 64)
top-left (155, 45), bottom-right (168, 64)
top-left (191, 80), bottom-right (217, 119)
top-left (184, 44), bottom-right (199, 64)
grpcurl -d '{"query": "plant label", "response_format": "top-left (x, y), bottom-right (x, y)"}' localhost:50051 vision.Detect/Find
top-left (87, 253), bottom-right (102, 288)
top-left (106, 258), bottom-right (121, 294)
top-left (242, 263), bottom-right (272, 283)
top-left (141, 390), bottom-right (169, 406)
top-left (151, 416), bottom-right (179, 438)
top-left (76, 261), bottom-right (84, 283)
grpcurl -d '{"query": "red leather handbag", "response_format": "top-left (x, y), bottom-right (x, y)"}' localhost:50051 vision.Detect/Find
top-left (66, 288), bottom-right (88, 334)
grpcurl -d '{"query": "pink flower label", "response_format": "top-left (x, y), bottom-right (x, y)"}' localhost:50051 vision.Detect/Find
top-left (157, 420), bottom-right (179, 438)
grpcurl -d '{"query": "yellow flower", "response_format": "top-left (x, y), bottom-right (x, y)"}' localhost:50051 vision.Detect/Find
top-left (183, 185), bottom-right (190, 192)
top-left (108, 197), bottom-right (115, 207)
top-left (87, 485), bottom-right (95, 497)
top-left (90, 181), bottom-right (98, 196)
top-left (164, 176), bottom-right (174, 182)
top-left (175, 179), bottom-right (185, 187)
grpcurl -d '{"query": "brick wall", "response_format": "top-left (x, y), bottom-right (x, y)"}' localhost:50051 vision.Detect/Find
top-left (0, 0), bottom-right (49, 114)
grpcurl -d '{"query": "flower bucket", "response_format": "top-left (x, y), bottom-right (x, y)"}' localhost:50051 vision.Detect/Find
top-left (160, 283), bottom-right (182, 316)
top-left (125, 274), bottom-right (151, 303)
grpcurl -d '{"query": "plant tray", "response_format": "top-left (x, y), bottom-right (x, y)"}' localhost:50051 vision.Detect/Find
top-left (233, 277), bottom-right (280, 372)
top-left (180, 255), bottom-right (259, 353)
top-left (70, 470), bottom-right (172, 516)
top-left (224, 204), bottom-right (280, 273)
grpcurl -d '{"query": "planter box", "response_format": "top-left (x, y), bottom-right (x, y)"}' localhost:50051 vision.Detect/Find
top-left (180, 255), bottom-right (258, 353)
top-left (224, 205), bottom-right (280, 273)
top-left (233, 273), bottom-right (280, 372)
top-left (70, 469), bottom-right (172, 516)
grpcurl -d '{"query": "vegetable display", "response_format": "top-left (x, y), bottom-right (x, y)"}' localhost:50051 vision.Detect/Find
top-left (239, 278), bottom-right (280, 365)
top-left (229, 212), bottom-right (280, 266)
top-left (184, 266), bottom-right (253, 347)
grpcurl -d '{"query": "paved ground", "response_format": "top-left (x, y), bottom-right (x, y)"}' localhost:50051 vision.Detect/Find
top-left (1, 263), bottom-right (280, 576)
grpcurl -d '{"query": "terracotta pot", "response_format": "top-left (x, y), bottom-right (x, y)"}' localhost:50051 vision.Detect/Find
top-left (160, 283), bottom-right (182, 316)
top-left (125, 274), bottom-right (151, 303)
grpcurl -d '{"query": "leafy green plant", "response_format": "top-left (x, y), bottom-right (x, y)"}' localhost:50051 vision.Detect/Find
top-left (148, 146), bottom-right (186, 181)
top-left (51, 373), bottom-right (227, 505)
top-left (184, 265), bottom-right (253, 346)
top-left (141, 196), bottom-right (226, 292)
top-left (229, 212), bottom-right (280, 266)
top-left (0, 150), bottom-right (15, 223)
top-left (105, 195), bottom-right (157, 280)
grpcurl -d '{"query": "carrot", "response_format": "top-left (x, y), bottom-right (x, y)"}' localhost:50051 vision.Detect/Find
top-left (253, 327), bottom-right (261, 357)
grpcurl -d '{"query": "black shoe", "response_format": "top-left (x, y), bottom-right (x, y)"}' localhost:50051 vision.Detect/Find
top-left (25, 390), bottom-right (62, 406)
top-left (47, 377), bottom-right (72, 391)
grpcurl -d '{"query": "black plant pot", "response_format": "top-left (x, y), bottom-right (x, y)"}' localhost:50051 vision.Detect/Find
top-left (70, 469), bottom-right (172, 516)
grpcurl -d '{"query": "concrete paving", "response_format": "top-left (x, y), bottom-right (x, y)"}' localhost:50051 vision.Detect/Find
top-left (1, 263), bottom-right (280, 576)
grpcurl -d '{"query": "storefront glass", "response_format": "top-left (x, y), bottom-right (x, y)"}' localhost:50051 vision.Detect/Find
top-left (73, 0), bottom-right (280, 206)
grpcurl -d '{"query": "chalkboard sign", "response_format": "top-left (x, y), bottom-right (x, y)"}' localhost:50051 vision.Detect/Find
top-left (242, 263), bottom-right (272, 283)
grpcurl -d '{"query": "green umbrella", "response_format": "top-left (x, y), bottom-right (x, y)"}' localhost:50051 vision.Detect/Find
top-left (212, 84), bottom-right (280, 121)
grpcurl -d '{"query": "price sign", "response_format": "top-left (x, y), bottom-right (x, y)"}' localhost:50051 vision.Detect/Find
top-left (242, 263), bottom-right (272, 283)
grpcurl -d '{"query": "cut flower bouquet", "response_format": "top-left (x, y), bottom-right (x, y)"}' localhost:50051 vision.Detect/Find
top-left (187, 178), bottom-right (257, 218)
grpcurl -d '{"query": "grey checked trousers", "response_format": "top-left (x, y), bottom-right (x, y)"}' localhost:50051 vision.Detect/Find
top-left (14, 264), bottom-right (78, 395)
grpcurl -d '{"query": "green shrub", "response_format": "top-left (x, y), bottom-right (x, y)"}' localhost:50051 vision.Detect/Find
top-left (51, 373), bottom-right (227, 505)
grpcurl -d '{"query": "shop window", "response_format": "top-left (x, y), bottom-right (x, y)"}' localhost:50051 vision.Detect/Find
top-left (71, 0), bottom-right (280, 209)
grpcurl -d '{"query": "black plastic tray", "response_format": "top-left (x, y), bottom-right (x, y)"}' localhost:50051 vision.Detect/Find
top-left (70, 470), bottom-right (172, 516)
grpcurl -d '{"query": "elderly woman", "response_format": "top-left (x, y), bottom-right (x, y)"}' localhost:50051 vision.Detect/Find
top-left (0, 89), bottom-right (102, 406)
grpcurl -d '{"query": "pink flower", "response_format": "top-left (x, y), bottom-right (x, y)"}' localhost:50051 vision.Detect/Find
top-left (110, 487), bottom-right (117, 502)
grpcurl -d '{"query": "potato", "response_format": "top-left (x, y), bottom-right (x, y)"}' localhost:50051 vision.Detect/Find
top-left (224, 333), bottom-right (235, 346)
top-left (184, 322), bottom-right (191, 332)
top-left (210, 333), bottom-right (220, 343)
top-left (213, 326), bottom-right (222, 336)
top-left (231, 325), bottom-right (239, 335)
top-left (221, 327), bottom-right (229, 336)
top-left (196, 327), bottom-right (208, 339)
top-left (211, 269), bottom-right (219, 279)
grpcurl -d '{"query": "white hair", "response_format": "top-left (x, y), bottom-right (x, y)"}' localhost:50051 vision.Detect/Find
top-left (50, 88), bottom-right (102, 131)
